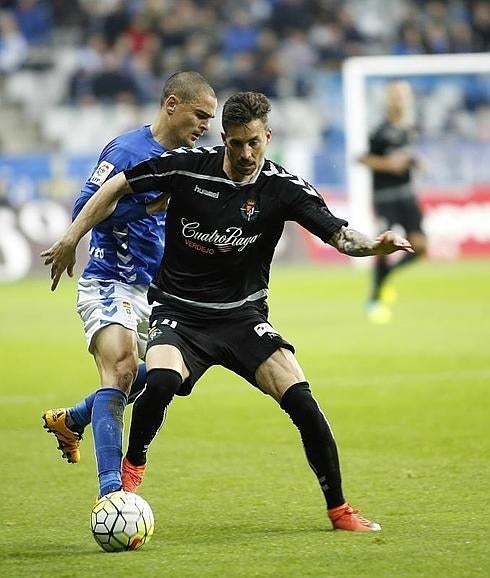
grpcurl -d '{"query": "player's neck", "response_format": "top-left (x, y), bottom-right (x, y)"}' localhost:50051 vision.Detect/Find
top-left (150, 120), bottom-right (177, 149)
top-left (223, 161), bottom-right (263, 185)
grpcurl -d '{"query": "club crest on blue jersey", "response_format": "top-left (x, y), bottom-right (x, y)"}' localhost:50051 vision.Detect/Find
top-left (240, 198), bottom-right (259, 222)
top-left (122, 300), bottom-right (132, 316)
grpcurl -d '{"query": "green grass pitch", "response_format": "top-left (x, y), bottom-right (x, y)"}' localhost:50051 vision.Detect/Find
top-left (1, 260), bottom-right (489, 577)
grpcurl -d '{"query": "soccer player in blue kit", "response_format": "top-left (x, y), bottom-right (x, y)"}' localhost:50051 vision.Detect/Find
top-left (44, 92), bottom-right (414, 532)
top-left (42, 71), bottom-right (217, 498)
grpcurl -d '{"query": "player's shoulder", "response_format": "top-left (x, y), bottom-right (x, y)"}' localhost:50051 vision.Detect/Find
top-left (104, 125), bottom-right (144, 147)
top-left (85, 127), bottom-right (157, 187)
top-left (160, 144), bottom-right (221, 158)
top-left (261, 158), bottom-right (318, 197)
top-left (158, 145), bottom-right (223, 171)
top-left (107, 126), bottom-right (157, 154)
top-left (102, 126), bottom-right (163, 164)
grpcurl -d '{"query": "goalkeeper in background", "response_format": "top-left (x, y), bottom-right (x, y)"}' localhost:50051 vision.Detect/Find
top-left (358, 80), bottom-right (427, 323)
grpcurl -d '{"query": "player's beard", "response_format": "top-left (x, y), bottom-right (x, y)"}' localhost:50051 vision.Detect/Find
top-left (238, 162), bottom-right (255, 175)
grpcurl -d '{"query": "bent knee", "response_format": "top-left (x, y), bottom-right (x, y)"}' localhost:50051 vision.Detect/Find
top-left (96, 353), bottom-right (139, 391)
top-left (145, 368), bottom-right (182, 399)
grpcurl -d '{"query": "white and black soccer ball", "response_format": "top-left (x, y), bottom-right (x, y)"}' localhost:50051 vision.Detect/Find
top-left (91, 490), bottom-right (155, 552)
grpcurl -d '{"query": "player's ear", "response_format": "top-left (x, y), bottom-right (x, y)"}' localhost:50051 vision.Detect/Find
top-left (165, 95), bottom-right (179, 115)
top-left (266, 127), bottom-right (272, 143)
top-left (221, 131), bottom-right (227, 145)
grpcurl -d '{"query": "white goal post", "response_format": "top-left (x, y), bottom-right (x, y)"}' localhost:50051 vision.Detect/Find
top-left (342, 53), bottom-right (490, 242)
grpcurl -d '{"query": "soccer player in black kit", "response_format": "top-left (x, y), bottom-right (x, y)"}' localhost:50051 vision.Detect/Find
top-left (44, 91), bottom-right (414, 532)
top-left (359, 80), bottom-right (427, 324)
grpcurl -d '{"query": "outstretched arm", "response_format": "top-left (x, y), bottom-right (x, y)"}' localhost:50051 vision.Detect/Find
top-left (41, 172), bottom-right (132, 290)
top-left (328, 226), bottom-right (414, 257)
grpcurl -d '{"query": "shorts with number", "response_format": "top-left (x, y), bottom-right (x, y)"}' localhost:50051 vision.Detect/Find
top-left (77, 278), bottom-right (150, 358)
top-left (147, 299), bottom-right (295, 396)
top-left (374, 196), bottom-right (424, 234)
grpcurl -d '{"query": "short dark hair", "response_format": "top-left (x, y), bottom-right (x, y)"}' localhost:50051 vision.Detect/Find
top-left (222, 92), bottom-right (271, 132)
top-left (160, 71), bottom-right (215, 106)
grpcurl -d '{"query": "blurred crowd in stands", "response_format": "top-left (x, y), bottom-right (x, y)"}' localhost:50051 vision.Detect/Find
top-left (0, 0), bottom-right (489, 104)
top-left (0, 0), bottom-right (488, 184)
top-left (0, 1), bottom-right (488, 279)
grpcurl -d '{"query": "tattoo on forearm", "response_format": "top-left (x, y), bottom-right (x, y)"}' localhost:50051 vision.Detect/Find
top-left (329, 227), bottom-right (375, 256)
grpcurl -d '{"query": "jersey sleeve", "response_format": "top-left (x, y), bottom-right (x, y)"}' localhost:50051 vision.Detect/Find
top-left (73, 141), bottom-right (152, 224)
top-left (104, 196), bottom-right (148, 224)
top-left (277, 171), bottom-right (348, 243)
top-left (124, 147), bottom-right (191, 194)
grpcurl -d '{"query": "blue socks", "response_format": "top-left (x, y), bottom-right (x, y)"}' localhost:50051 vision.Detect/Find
top-left (69, 392), bottom-right (97, 432)
top-left (64, 364), bottom-right (148, 496)
top-left (92, 388), bottom-right (128, 496)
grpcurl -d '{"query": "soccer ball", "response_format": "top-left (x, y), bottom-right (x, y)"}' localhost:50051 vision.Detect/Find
top-left (91, 491), bottom-right (155, 552)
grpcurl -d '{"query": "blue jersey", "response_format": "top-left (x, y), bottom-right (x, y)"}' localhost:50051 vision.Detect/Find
top-left (74, 125), bottom-right (166, 286)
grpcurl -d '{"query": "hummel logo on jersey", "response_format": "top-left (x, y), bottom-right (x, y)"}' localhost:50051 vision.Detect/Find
top-left (181, 218), bottom-right (261, 253)
top-left (194, 184), bottom-right (219, 199)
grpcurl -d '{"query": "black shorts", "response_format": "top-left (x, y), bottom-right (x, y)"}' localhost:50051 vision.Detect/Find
top-left (146, 299), bottom-right (294, 396)
top-left (374, 196), bottom-right (424, 235)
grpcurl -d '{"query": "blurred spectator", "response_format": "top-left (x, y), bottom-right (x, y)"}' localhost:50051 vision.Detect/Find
top-left (450, 21), bottom-right (474, 53)
top-left (13, 0), bottom-right (52, 46)
top-left (424, 22), bottom-right (451, 53)
top-left (0, 11), bottom-right (28, 73)
top-left (336, 5), bottom-right (366, 54)
top-left (424, 1), bottom-right (449, 28)
top-left (254, 27), bottom-right (279, 65)
top-left (91, 50), bottom-right (139, 104)
top-left (268, 0), bottom-right (312, 37)
top-left (471, 0), bottom-right (490, 51)
top-left (180, 34), bottom-right (214, 71)
top-left (226, 51), bottom-right (257, 92)
top-left (222, 10), bottom-right (259, 57)
top-left (50, 0), bottom-right (87, 29)
top-left (75, 31), bottom-right (107, 73)
top-left (393, 24), bottom-right (426, 55)
top-left (67, 32), bottom-right (107, 104)
top-left (277, 28), bottom-right (317, 95)
top-left (201, 51), bottom-right (229, 95)
top-left (314, 21), bottom-right (352, 68)
top-left (125, 44), bottom-right (162, 104)
top-left (0, 0), bottom-right (488, 112)
top-left (0, 156), bottom-right (13, 208)
top-left (251, 28), bottom-right (282, 96)
top-left (78, 0), bottom-right (130, 43)
top-left (122, 12), bottom-right (154, 54)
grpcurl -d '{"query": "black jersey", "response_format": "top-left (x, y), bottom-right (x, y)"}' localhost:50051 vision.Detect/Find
top-left (369, 120), bottom-right (415, 196)
top-left (125, 146), bottom-right (347, 309)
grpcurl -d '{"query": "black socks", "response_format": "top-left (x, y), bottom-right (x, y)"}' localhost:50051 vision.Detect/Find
top-left (280, 382), bottom-right (345, 509)
top-left (126, 368), bottom-right (182, 466)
